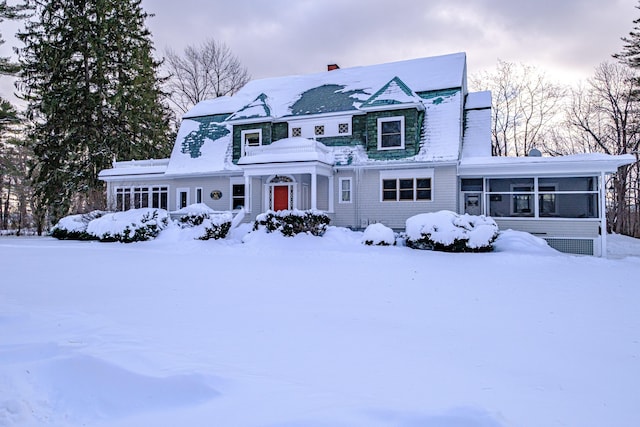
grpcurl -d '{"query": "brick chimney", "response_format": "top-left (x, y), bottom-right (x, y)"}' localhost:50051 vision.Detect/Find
top-left (327, 64), bottom-right (340, 71)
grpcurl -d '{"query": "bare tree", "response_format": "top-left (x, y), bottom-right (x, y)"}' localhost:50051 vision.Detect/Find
top-left (470, 60), bottom-right (566, 157)
top-left (164, 39), bottom-right (250, 114)
top-left (565, 62), bottom-right (640, 236)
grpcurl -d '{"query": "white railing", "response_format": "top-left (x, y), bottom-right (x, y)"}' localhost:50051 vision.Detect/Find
top-left (244, 140), bottom-right (331, 157)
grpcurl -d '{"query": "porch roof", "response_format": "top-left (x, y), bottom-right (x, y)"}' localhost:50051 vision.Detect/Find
top-left (237, 137), bottom-right (335, 166)
top-left (458, 153), bottom-right (635, 176)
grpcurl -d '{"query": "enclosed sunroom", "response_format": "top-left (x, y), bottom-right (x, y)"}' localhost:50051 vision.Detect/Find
top-left (458, 154), bottom-right (635, 256)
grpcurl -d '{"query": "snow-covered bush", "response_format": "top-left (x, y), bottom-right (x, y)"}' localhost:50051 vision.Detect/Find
top-left (86, 208), bottom-right (169, 243)
top-left (51, 210), bottom-right (107, 240)
top-left (362, 223), bottom-right (396, 246)
top-left (405, 211), bottom-right (498, 252)
top-left (175, 204), bottom-right (233, 240)
top-left (254, 209), bottom-right (330, 237)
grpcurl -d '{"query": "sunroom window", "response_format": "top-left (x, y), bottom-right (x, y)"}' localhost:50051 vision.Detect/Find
top-left (486, 177), bottom-right (598, 218)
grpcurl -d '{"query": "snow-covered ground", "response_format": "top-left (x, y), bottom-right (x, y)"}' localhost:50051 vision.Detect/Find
top-left (1, 226), bottom-right (639, 427)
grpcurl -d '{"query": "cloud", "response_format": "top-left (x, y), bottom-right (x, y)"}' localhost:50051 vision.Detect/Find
top-left (124, 0), bottom-right (640, 84)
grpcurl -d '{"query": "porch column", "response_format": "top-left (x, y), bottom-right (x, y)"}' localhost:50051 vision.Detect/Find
top-left (600, 171), bottom-right (607, 257)
top-left (311, 173), bottom-right (317, 210)
top-left (328, 175), bottom-right (334, 213)
top-left (244, 175), bottom-right (251, 213)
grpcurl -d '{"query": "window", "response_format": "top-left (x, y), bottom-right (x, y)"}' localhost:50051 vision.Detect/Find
top-left (377, 116), bottom-right (405, 150)
top-left (116, 186), bottom-right (167, 211)
top-left (151, 186), bottom-right (168, 210)
top-left (176, 188), bottom-right (189, 210)
top-left (512, 185), bottom-right (534, 215)
top-left (461, 178), bottom-right (483, 192)
top-left (538, 185), bottom-right (557, 216)
top-left (338, 123), bottom-right (349, 134)
top-left (538, 177), bottom-right (597, 218)
top-left (232, 184), bottom-right (245, 210)
top-left (382, 177), bottom-right (431, 201)
top-left (416, 178), bottom-right (432, 200)
top-left (339, 178), bottom-right (352, 203)
top-left (116, 188), bottom-right (132, 211)
top-left (241, 129), bottom-right (262, 154)
top-left (195, 187), bottom-right (203, 204)
top-left (133, 187), bottom-right (149, 208)
top-left (291, 127), bottom-right (302, 137)
top-left (487, 177), bottom-right (598, 218)
top-left (314, 125), bottom-right (324, 136)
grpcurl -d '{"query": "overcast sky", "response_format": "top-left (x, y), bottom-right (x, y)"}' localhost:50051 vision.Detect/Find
top-left (0, 0), bottom-right (637, 103)
top-left (142, 0), bottom-right (637, 84)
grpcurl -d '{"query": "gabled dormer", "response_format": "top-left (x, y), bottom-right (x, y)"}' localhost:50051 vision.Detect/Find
top-left (360, 77), bottom-right (425, 160)
top-left (228, 93), bottom-right (274, 162)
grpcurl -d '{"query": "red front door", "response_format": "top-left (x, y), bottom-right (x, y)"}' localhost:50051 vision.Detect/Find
top-left (273, 185), bottom-right (289, 211)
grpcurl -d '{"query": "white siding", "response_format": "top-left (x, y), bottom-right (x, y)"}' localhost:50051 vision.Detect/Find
top-left (494, 218), bottom-right (600, 238)
top-left (333, 165), bottom-right (458, 229)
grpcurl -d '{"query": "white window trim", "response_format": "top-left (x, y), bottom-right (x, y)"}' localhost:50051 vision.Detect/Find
top-left (379, 169), bottom-right (434, 202)
top-left (176, 187), bottom-right (190, 210)
top-left (230, 177), bottom-right (248, 211)
top-left (377, 116), bottom-right (405, 150)
top-left (195, 187), bottom-right (203, 204)
top-left (241, 129), bottom-right (262, 155)
top-left (339, 177), bottom-right (352, 204)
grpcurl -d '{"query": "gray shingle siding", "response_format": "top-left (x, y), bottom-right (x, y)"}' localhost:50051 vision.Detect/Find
top-left (332, 165), bottom-right (458, 229)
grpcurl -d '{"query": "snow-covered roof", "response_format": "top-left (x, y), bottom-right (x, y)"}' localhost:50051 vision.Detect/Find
top-left (465, 91), bottom-right (491, 110)
top-left (183, 53), bottom-right (467, 119)
top-left (98, 159), bottom-right (169, 179)
top-left (461, 98), bottom-right (492, 159)
top-left (162, 53), bottom-right (469, 174)
top-left (164, 118), bottom-right (240, 177)
top-left (459, 153), bottom-right (636, 175)
top-left (360, 77), bottom-right (424, 110)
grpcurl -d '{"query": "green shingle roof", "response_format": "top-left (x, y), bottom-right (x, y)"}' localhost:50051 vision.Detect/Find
top-left (180, 116), bottom-right (230, 158)
top-left (227, 93), bottom-right (271, 121)
top-left (288, 84), bottom-right (368, 116)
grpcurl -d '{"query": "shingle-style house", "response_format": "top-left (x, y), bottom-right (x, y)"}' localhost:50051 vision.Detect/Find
top-left (99, 52), bottom-right (634, 256)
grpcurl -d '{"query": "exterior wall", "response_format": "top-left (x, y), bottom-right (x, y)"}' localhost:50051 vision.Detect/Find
top-left (170, 176), bottom-right (233, 211)
top-left (105, 178), bottom-right (174, 211)
top-left (232, 122), bottom-right (273, 163)
top-left (494, 218), bottom-right (601, 238)
top-left (317, 175), bottom-right (329, 211)
top-left (333, 170), bottom-right (357, 227)
top-left (333, 165), bottom-right (458, 229)
top-left (105, 175), bottom-right (245, 213)
top-left (272, 122), bottom-right (288, 142)
top-left (364, 108), bottom-right (423, 160)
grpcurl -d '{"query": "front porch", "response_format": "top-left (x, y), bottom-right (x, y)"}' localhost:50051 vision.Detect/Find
top-left (237, 137), bottom-right (335, 213)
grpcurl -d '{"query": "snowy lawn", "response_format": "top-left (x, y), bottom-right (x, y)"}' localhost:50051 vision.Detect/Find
top-left (1, 226), bottom-right (640, 427)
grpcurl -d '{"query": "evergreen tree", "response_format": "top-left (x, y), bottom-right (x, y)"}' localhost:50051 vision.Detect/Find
top-left (614, 1), bottom-right (640, 69)
top-left (0, 0), bottom-right (28, 75)
top-left (17, 0), bottom-right (173, 219)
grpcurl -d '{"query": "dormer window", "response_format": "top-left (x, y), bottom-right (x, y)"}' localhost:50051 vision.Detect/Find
top-left (377, 116), bottom-right (405, 150)
top-left (241, 129), bottom-right (262, 155)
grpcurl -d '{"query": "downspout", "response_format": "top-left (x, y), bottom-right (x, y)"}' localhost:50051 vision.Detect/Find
top-left (355, 167), bottom-right (361, 229)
